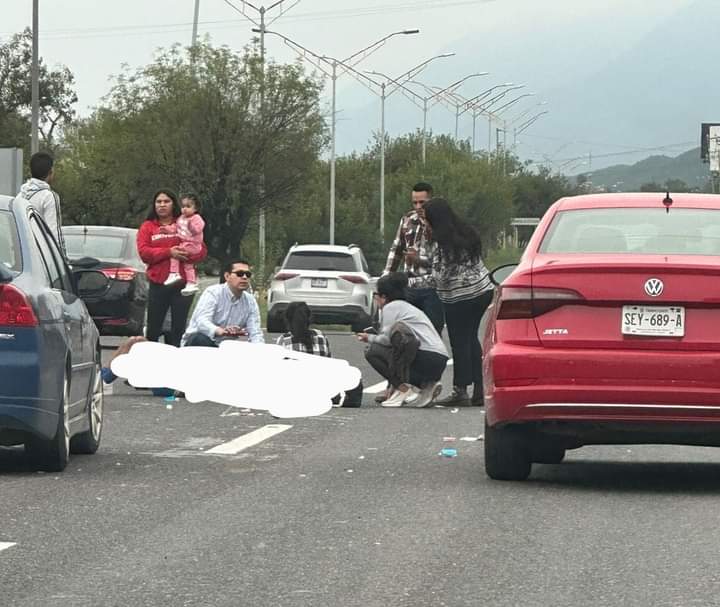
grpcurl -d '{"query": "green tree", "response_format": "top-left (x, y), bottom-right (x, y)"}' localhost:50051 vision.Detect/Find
top-left (0, 28), bottom-right (77, 150)
top-left (513, 164), bottom-right (577, 217)
top-left (59, 42), bottom-right (326, 262)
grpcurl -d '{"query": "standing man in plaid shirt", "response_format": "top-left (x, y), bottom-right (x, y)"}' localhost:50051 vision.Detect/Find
top-left (383, 182), bottom-right (444, 335)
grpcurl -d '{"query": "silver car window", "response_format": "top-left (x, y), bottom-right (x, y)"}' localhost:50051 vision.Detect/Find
top-left (64, 233), bottom-right (127, 260)
top-left (285, 252), bottom-right (357, 272)
top-left (0, 210), bottom-right (21, 272)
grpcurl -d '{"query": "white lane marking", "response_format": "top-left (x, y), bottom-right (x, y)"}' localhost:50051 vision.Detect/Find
top-left (363, 358), bottom-right (453, 393)
top-left (205, 424), bottom-right (292, 455)
top-left (0, 542), bottom-right (16, 552)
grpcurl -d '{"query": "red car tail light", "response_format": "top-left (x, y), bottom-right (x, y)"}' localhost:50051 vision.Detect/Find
top-left (497, 286), bottom-right (584, 319)
top-left (274, 272), bottom-right (300, 281)
top-left (0, 284), bottom-right (39, 327)
top-left (339, 275), bottom-right (368, 284)
top-left (101, 267), bottom-right (136, 281)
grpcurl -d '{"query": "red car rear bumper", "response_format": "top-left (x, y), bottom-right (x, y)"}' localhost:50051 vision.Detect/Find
top-left (484, 343), bottom-right (720, 427)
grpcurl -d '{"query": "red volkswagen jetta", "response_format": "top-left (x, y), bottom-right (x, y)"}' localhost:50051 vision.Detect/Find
top-left (483, 192), bottom-right (720, 480)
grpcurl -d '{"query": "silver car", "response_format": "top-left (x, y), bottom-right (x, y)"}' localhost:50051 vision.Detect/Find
top-left (267, 244), bottom-right (377, 333)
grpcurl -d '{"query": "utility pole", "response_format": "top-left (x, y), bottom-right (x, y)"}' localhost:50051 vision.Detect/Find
top-left (226, 1), bottom-right (298, 282)
top-left (191, 0), bottom-right (200, 46)
top-left (31, 0), bottom-right (39, 154)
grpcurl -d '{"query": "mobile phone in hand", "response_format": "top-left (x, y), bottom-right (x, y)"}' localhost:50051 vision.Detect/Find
top-left (363, 326), bottom-right (378, 335)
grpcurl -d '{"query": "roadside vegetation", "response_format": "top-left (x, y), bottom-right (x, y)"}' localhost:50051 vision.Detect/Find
top-left (2, 33), bottom-right (570, 282)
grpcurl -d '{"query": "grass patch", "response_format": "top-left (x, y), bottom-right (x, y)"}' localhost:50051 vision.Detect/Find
top-left (485, 246), bottom-right (523, 269)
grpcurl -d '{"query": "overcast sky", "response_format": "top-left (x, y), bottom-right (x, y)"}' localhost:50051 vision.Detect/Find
top-left (2, 0), bottom-right (698, 166)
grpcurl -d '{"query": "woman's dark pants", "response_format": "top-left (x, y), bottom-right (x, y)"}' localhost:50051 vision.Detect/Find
top-left (146, 282), bottom-right (194, 347)
top-left (443, 290), bottom-right (494, 390)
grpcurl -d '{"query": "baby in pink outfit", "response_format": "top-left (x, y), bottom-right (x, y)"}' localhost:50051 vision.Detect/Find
top-left (164, 194), bottom-right (205, 295)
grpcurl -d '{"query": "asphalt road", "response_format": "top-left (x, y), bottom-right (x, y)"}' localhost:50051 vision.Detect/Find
top-left (2, 332), bottom-right (720, 607)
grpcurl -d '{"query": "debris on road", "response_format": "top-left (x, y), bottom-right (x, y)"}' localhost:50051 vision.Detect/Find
top-left (439, 448), bottom-right (458, 458)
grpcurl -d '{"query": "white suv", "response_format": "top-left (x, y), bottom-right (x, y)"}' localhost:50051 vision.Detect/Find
top-left (266, 244), bottom-right (377, 333)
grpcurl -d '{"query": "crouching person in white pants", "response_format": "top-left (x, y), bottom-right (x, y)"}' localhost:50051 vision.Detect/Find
top-left (357, 272), bottom-right (448, 408)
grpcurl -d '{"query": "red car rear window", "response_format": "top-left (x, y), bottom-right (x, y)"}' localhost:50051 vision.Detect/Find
top-left (539, 208), bottom-right (720, 255)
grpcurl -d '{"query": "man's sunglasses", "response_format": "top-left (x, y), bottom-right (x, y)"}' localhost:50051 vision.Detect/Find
top-left (230, 270), bottom-right (252, 278)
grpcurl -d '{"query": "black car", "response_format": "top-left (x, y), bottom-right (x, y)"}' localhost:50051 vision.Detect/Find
top-left (1, 196), bottom-right (105, 471)
top-left (63, 226), bottom-right (148, 336)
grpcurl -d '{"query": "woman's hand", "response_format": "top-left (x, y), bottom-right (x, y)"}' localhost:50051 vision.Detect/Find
top-left (356, 332), bottom-right (369, 343)
top-left (170, 246), bottom-right (189, 261)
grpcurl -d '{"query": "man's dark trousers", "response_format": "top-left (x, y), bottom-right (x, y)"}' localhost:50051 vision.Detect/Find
top-left (406, 287), bottom-right (444, 335)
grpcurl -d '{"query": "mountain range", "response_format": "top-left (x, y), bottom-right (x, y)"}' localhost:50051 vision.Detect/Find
top-left (575, 147), bottom-right (713, 191)
top-left (336, 0), bottom-right (719, 173)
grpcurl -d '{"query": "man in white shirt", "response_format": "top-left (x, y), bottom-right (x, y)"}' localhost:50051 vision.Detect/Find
top-left (182, 259), bottom-right (264, 347)
top-left (18, 152), bottom-right (66, 254)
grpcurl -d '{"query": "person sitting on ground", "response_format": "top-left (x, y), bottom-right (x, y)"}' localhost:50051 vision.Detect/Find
top-left (276, 302), bottom-right (363, 407)
top-left (356, 272), bottom-right (448, 408)
top-left (181, 258), bottom-right (264, 347)
top-left (101, 336), bottom-right (147, 384)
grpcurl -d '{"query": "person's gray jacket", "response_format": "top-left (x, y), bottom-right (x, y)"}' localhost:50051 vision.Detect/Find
top-left (367, 299), bottom-right (447, 357)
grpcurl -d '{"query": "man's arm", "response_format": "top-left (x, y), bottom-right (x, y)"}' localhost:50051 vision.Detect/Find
top-left (245, 296), bottom-right (265, 343)
top-left (382, 217), bottom-right (406, 275)
top-left (367, 304), bottom-right (400, 347)
top-left (192, 288), bottom-right (221, 339)
top-left (38, 192), bottom-right (59, 241)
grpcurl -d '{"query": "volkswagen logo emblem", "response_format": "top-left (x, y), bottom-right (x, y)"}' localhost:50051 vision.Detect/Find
top-left (644, 278), bottom-right (664, 297)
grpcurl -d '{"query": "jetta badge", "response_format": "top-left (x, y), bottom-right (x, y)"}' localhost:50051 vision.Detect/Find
top-left (644, 278), bottom-right (664, 297)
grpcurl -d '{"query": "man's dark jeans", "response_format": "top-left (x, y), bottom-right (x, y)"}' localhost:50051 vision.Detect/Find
top-left (406, 287), bottom-right (444, 335)
top-left (365, 342), bottom-right (448, 389)
top-left (183, 333), bottom-right (217, 347)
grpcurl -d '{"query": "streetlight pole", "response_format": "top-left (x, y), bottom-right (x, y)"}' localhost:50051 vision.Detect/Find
top-left (192, 0), bottom-right (201, 46)
top-left (408, 73), bottom-right (488, 161)
top-left (260, 28), bottom-right (418, 245)
top-left (513, 110), bottom-right (549, 147)
top-left (367, 53), bottom-right (454, 238)
top-left (31, 0), bottom-right (39, 154)
top-left (227, 0), bottom-right (298, 280)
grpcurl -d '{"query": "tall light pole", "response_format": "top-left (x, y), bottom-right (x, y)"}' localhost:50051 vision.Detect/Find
top-left (31, 0), bottom-right (39, 154)
top-left (366, 53), bottom-right (454, 238)
top-left (408, 73), bottom-right (488, 164)
top-left (191, 0), bottom-right (201, 46)
top-left (260, 28), bottom-right (419, 245)
top-left (226, 0), bottom-right (299, 280)
top-left (513, 110), bottom-right (549, 147)
top-left (455, 82), bottom-right (514, 151)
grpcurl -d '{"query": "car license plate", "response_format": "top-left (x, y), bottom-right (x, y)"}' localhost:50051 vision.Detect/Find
top-left (621, 305), bottom-right (685, 337)
top-left (311, 278), bottom-right (327, 288)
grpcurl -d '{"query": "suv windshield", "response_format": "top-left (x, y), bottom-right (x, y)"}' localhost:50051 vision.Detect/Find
top-left (0, 210), bottom-right (21, 272)
top-left (285, 251), bottom-right (357, 272)
top-left (540, 208), bottom-right (720, 255)
top-left (64, 233), bottom-right (127, 261)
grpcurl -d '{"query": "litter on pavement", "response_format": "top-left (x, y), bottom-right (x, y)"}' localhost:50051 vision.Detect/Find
top-left (439, 448), bottom-right (458, 458)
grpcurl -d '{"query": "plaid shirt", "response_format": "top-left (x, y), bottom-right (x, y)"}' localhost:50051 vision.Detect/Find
top-left (276, 329), bottom-right (332, 357)
top-left (383, 210), bottom-right (432, 277)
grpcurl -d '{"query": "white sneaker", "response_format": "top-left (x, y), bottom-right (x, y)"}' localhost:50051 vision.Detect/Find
top-left (164, 273), bottom-right (182, 286)
top-left (381, 388), bottom-right (410, 407)
top-left (181, 282), bottom-right (199, 295)
top-left (412, 382), bottom-right (443, 408)
top-left (403, 386), bottom-right (421, 404)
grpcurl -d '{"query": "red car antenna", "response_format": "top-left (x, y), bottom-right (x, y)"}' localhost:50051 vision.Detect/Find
top-left (662, 191), bottom-right (673, 213)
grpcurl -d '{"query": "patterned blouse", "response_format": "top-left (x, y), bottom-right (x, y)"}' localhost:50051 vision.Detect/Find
top-left (409, 243), bottom-right (493, 304)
